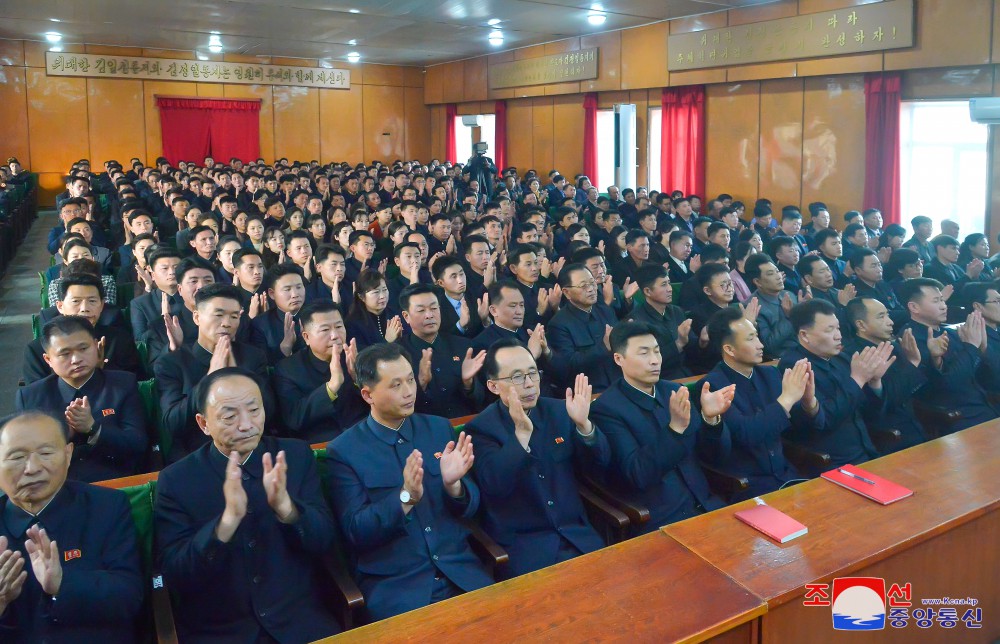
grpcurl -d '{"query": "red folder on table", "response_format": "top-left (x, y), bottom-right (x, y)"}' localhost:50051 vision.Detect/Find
top-left (821, 464), bottom-right (913, 505)
top-left (734, 504), bottom-right (808, 543)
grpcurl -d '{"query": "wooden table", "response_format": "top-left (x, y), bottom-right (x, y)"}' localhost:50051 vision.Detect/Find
top-left (664, 420), bottom-right (1000, 643)
top-left (319, 532), bottom-right (765, 643)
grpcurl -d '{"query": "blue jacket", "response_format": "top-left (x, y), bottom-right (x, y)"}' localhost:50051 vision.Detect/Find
top-left (700, 362), bottom-right (803, 498)
top-left (15, 370), bottom-right (148, 482)
top-left (903, 321), bottom-right (998, 431)
top-left (547, 302), bottom-right (620, 392)
top-left (155, 437), bottom-right (340, 643)
top-left (778, 345), bottom-right (877, 472)
top-left (589, 378), bottom-right (729, 532)
top-left (466, 398), bottom-right (609, 577)
top-left (844, 336), bottom-right (928, 452)
top-left (0, 482), bottom-right (143, 644)
top-left (629, 301), bottom-right (690, 380)
top-left (398, 332), bottom-right (486, 419)
top-left (249, 307), bottom-right (306, 366)
top-left (272, 347), bottom-right (368, 442)
top-left (326, 414), bottom-right (492, 620)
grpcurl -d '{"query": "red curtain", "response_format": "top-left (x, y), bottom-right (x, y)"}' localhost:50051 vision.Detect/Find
top-left (863, 73), bottom-right (902, 225)
top-left (583, 93), bottom-right (598, 183)
top-left (494, 100), bottom-right (507, 171)
top-left (445, 104), bottom-right (458, 163)
top-left (661, 86), bottom-right (706, 197)
top-left (157, 97), bottom-right (260, 165)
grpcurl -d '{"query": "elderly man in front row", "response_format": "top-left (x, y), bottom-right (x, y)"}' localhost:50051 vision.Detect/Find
top-left (154, 368), bottom-right (342, 643)
top-left (0, 411), bottom-right (143, 643)
top-left (326, 342), bottom-right (493, 621)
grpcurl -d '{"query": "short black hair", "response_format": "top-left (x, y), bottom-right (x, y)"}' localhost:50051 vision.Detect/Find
top-left (744, 253), bottom-right (775, 283)
top-left (635, 263), bottom-right (669, 291)
top-left (399, 282), bottom-right (437, 311)
top-left (299, 300), bottom-right (343, 327)
top-left (41, 315), bottom-right (97, 351)
top-left (788, 298), bottom-right (838, 333)
top-left (849, 247), bottom-right (878, 271)
top-left (931, 234), bottom-right (959, 249)
top-left (813, 228), bottom-right (841, 248)
top-left (609, 320), bottom-right (657, 355)
top-left (264, 262), bottom-right (305, 290)
top-left (696, 262), bottom-right (731, 289)
top-left (194, 283), bottom-right (242, 309)
top-left (354, 342), bottom-right (410, 389)
top-left (557, 262), bottom-right (590, 290)
top-left (699, 243), bottom-right (730, 264)
top-left (844, 297), bottom-right (876, 333)
top-left (58, 272), bottom-right (104, 301)
top-left (483, 337), bottom-right (531, 380)
top-left (796, 254), bottom-right (826, 277)
top-left (175, 256), bottom-right (217, 284)
top-left (315, 244), bottom-right (347, 263)
top-left (232, 247), bottom-right (263, 269)
top-left (896, 277), bottom-right (945, 305)
top-left (706, 306), bottom-right (746, 357)
top-left (431, 255), bottom-right (463, 281)
top-left (195, 367), bottom-right (260, 414)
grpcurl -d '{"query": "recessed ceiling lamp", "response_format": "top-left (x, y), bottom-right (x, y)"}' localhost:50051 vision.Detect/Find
top-left (587, 11), bottom-right (606, 25)
top-left (349, 8), bottom-right (360, 13)
top-left (488, 30), bottom-right (504, 46)
top-left (208, 44), bottom-right (223, 53)
top-left (348, 39), bottom-right (357, 45)
top-left (50, 45), bottom-right (63, 52)
top-left (347, 51), bottom-right (361, 63)
top-left (44, 32), bottom-right (62, 43)
top-left (196, 52), bottom-right (209, 60)
top-left (487, 18), bottom-right (501, 26)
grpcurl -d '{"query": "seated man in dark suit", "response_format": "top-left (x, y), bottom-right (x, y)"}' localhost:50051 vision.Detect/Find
top-left (590, 322), bottom-right (735, 533)
top-left (154, 284), bottom-right (273, 462)
top-left (16, 316), bottom-right (147, 482)
top-left (468, 340), bottom-right (609, 578)
top-left (145, 257), bottom-right (219, 364)
top-left (779, 299), bottom-right (890, 473)
top-left (472, 280), bottom-right (550, 359)
top-left (967, 282), bottom-right (1000, 393)
top-left (547, 263), bottom-right (620, 393)
top-left (432, 255), bottom-right (489, 338)
top-left (923, 234), bottom-right (980, 290)
top-left (849, 247), bottom-right (909, 328)
top-left (843, 298), bottom-right (928, 451)
top-left (249, 263), bottom-right (307, 365)
top-left (231, 247), bottom-right (266, 311)
top-left (398, 283), bottom-right (487, 419)
top-left (326, 343), bottom-right (493, 621)
top-left (306, 244), bottom-right (352, 308)
top-left (629, 264), bottom-right (692, 380)
top-left (701, 307), bottom-right (812, 499)
top-left (0, 411), bottom-right (144, 644)
top-left (665, 230), bottom-right (695, 283)
top-left (129, 247), bottom-right (182, 343)
top-left (274, 301), bottom-right (367, 442)
top-left (155, 368), bottom-right (341, 642)
top-left (23, 274), bottom-right (142, 384)
top-left (899, 278), bottom-right (998, 431)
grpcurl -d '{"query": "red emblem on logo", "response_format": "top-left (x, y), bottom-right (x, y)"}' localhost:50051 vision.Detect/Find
top-left (64, 549), bottom-right (82, 562)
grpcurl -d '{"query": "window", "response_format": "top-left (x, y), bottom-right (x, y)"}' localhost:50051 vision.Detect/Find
top-left (453, 115), bottom-right (496, 165)
top-left (648, 107), bottom-right (662, 194)
top-left (900, 100), bottom-right (988, 235)
top-left (595, 109), bottom-right (616, 192)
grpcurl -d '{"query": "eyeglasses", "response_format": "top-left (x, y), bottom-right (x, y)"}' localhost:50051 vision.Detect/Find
top-left (568, 281), bottom-right (598, 291)
top-left (984, 300), bottom-right (1000, 306)
top-left (366, 287), bottom-right (389, 297)
top-left (493, 370), bottom-right (543, 386)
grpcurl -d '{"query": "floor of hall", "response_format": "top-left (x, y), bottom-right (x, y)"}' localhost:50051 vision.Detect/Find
top-left (0, 210), bottom-right (57, 416)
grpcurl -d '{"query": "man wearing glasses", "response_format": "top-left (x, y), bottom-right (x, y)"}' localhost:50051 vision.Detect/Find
top-left (465, 339), bottom-right (609, 578)
top-left (547, 264), bottom-right (620, 393)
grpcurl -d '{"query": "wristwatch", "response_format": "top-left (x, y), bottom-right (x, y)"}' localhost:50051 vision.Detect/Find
top-left (400, 489), bottom-right (417, 505)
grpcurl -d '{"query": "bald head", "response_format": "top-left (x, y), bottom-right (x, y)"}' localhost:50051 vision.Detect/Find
top-left (0, 412), bottom-right (72, 512)
top-left (194, 368), bottom-right (265, 458)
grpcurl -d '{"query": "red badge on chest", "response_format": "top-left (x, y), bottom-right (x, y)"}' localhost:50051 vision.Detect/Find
top-left (64, 549), bottom-right (82, 562)
top-left (102, 409), bottom-right (116, 417)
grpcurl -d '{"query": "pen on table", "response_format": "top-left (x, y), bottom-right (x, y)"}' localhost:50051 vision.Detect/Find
top-left (838, 468), bottom-right (875, 485)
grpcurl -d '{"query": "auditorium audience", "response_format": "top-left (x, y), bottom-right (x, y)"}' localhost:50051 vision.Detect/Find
top-left (13, 151), bottom-right (1000, 634)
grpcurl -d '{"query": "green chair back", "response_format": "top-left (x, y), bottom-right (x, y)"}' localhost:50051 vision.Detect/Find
top-left (631, 290), bottom-right (646, 309)
top-left (136, 341), bottom-right (150, 373)
top-left (121, 481), bottom-right (157, 574)
top-left (138, 379), bottom-right (170, 459)
top-left (671, 282), bottom-right (681, 303)
top-left (32, 313), bottom-right (41, 340)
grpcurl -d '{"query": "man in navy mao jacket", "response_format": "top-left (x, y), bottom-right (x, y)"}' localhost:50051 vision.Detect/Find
top-left (466, 340), bottom-right (609, 577)
top-left (589, 322), bottom-right (735, 533)
top-left (326, 343), bottom-right (492, 621)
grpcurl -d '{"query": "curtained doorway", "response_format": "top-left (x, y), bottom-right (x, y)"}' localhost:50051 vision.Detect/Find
top-left (156, 96), bottom-right (261, 164)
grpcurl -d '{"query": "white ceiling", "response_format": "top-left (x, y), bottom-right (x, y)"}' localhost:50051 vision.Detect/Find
top-left (0, 0), bottom-right (779, 66)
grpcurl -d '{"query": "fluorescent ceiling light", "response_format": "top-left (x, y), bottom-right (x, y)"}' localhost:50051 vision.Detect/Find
top-left (348, 39), bottom-right (357, 45)
top-left (347, 51), bottom-right (361, 63)
top-left (348, 8), bottom-right (360, 13)
top-left (488, 18), bottom-right (501, 26)
top-left (44, 32), bottom-right (62, 43)
top-left (50, 45), bottom-right (63, 52)
top-left (196, 52), bottom-right (209, 60)
top-left (587, 11), bottom-right (606, 25)
top-left (488, 30), bottom-right (504, 46)
top-left (208, 44), bottom-right (223, 53)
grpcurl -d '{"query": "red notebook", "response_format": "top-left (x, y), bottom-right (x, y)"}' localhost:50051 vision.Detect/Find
top-left (821, 464), bottom-right (914, 505)
top-left (734, 503), bottom-right (808, 543)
